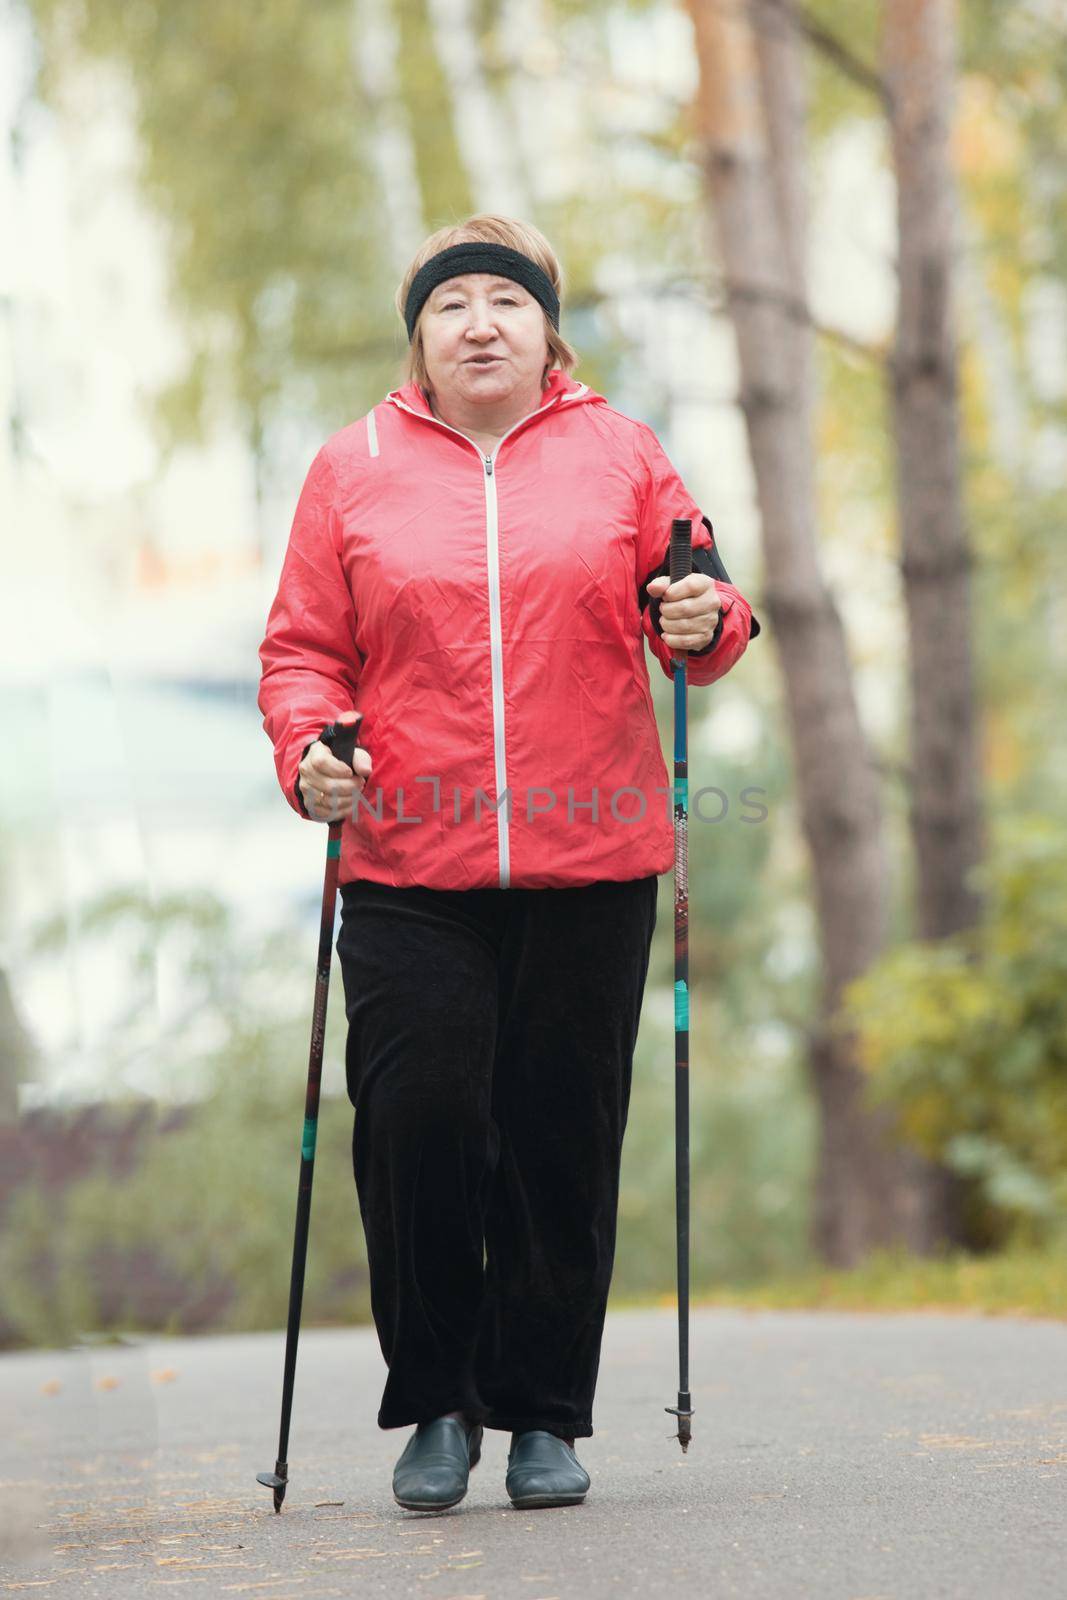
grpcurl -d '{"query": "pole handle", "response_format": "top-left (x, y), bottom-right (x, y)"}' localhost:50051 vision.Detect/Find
top-left (669, 518), bottom-right (693, 586)
top-left (319, 712), bottom-right (363, 771)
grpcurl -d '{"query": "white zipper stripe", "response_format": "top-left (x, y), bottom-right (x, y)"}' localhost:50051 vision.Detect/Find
top-left (483, 463), bottom-right (509, 885)
top-left (386, 384), bottom-right (589, 886)
top-left (366, 406), bottom-right (379, 457)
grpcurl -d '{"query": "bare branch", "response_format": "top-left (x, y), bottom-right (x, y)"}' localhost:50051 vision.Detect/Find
top-left (573, 278), bottom-right (887, 365)
top-left (298, 277), bottom-right (886, 370)
top-left (753, 0), bottom-right (891, 109)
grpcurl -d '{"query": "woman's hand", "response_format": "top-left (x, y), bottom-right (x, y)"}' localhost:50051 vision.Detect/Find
top-left (646, 572), bottom-right (722, 653)
top-left (298, 739), bottom-right (373, 822)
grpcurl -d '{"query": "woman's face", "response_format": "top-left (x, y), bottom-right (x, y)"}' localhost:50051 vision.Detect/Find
top-left (419, 273), bottom-right (550, 410)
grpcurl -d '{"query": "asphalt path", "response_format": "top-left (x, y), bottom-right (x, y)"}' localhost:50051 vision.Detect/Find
top-left (2, 1305), bottom-right (1065, 1598)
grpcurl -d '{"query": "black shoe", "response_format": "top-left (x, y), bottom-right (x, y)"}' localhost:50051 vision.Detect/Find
top-left (392, 1415), bottom-right (483, 1511)
top-left (505, 1429), bottom-right (591, 1509)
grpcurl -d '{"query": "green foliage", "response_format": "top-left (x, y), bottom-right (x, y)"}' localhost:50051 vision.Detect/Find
top-left (0, 1078), bottom-right (369, 1350)
top-left (395, 0), bottom-right (473, 228)
top-left (19, 0), bottom-right (710, 454)
top-left (804, 0), bottom-right (883, 139)
top-left (619, 712), bottom-right (818, 1294)
top-left (0, 1024), bottom-right (815, 1349)
top-left (962, 0), bottom-right (1067, 287)
top-left (1, 868), bottom-right (816, 1348)
top-left (25, 0), bottom-right (398, 445)
top-left (24, 884), bottom-right (332, 1100)
top-left (967, 448), bottom-right (1067, 771)
top-left (619, 1000), bottom-right (814, 1296)
top-left (2, 881), bottom-right (372, 1348)
top-left (815, 335), bottom-right (893, 558)
top-left (838, 815), bottom-right (1067, 1241)
top-left (631, 1236), bottom-right (1067, 1320)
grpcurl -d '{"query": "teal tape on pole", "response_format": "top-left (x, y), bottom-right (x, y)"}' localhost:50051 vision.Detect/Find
top-left (302, 1116), bottom-right (317, 1161)
top-left (327, 838), bottom-right (341, 859)
top-left (674, 777), bottom-right (688, 808)
top-left (674, 979), bottom-right (689, 1030)
top-left (674, 668), bottom-right (686, 757)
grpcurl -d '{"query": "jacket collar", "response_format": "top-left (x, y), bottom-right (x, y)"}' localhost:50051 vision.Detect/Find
top-left (386, 367), bottom-right (597, 418)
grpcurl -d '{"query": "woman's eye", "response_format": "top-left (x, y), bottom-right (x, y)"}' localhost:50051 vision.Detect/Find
top-left (441, 298), bottom-right (518, 310)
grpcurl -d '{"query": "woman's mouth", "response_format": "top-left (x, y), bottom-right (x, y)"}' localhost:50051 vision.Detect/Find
top-left (466, 356), bottom-right (502, 365)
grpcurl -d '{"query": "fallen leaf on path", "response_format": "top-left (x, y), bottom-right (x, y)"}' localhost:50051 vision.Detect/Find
top-left (917, 1434), bottom-right (994, 1451)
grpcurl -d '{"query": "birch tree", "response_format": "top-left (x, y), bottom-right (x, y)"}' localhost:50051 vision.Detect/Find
top-left (883, 0), bottom-right (987, 941)
top-left (685, 0), bottom-right (960, 1263)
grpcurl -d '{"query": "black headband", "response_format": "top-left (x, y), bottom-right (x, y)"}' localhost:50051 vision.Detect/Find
top-left (404, 242), bottom-right (561, 342)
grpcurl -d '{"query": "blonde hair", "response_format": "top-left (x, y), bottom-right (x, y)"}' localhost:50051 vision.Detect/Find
top-left (395, 213), bottom-right (580, 393)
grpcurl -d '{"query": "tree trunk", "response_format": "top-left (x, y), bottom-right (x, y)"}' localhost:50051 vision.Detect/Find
top-left (0, 968), bottom-right (38, 1122)
top-left (351, 0), bottom-right (429, 267)
top-left (686, 0), bottom-right (961, 1263)
top-left (883, 0), bottom-right (987, 942)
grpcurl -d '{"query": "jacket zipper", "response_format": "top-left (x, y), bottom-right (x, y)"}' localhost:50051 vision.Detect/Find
top-left (387, 387), bottom-right (587, 887)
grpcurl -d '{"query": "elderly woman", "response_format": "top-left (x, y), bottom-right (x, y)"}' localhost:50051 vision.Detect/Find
top-left (258, 213), bottom-right (759, 1514)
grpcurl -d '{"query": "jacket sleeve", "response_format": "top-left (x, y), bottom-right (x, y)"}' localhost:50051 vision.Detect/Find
top-left (257, 445), bottom-right (362, 818)
top-left (633, 422), bottom-right (761, 686)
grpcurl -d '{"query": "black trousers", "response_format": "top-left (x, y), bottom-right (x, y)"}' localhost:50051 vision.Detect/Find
top-left (335, 872), bottom-right (658, 1442)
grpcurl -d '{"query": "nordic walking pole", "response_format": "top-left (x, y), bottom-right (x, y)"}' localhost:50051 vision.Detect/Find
top-left (663, 517), bottom-right (695, 1454)
top-left (258, 710), bottom-right (363, 1513)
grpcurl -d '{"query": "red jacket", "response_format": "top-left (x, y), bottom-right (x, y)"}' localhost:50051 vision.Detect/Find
top-left (258, 368), bottom-right (760, 889)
